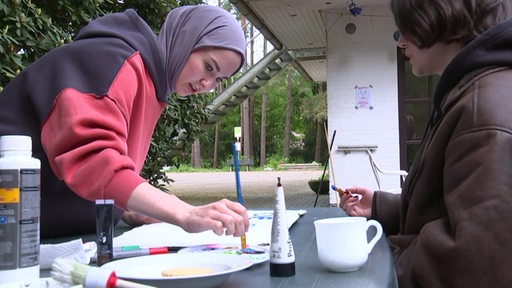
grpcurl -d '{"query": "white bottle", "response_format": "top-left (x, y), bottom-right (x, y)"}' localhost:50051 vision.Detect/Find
top-left (269, 177), bottom-right (295, 277)
top-left (0, 135), bottom-right (41, 285)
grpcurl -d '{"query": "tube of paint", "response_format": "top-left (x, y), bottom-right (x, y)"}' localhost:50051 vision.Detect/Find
top-left (269, 177), bottom-right (295, 277)
top-left (95, 199), bottom-right (114, 266)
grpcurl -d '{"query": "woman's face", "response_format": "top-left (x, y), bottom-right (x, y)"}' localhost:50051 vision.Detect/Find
top-left (397, 34), bottom-right (463, 77)
top-left (175, 47), bottom-right (242, 96)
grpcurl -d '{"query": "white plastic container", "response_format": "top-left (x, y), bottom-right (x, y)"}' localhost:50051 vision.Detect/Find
top-left (0, 135), bottom-right (41, 284)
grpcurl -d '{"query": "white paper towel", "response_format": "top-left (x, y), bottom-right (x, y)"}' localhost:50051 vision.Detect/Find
top-left (39, 238), bottom-right (95, 269)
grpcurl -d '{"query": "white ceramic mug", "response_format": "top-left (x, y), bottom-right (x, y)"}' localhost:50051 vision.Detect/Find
top-left (314, 217), bottom-right (383, 272)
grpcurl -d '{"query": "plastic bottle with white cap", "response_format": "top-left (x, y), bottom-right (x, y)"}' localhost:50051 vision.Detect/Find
top-left (0, 135), bottom-right (41, 285)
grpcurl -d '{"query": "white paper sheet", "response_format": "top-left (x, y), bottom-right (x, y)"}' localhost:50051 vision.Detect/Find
top-left (113, 210), bottom-right (306, 248)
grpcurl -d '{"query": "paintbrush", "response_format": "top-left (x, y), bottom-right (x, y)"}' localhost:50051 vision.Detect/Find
top-left (332, 185), bottom-right (363, 201)
top-left (232, 143), bottom-right (248, 250)
top-left (51, 258), bottom-right (155, 288)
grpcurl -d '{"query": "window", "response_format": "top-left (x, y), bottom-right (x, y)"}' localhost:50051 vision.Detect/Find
top-left (397, 49), bottom-right (439, 170)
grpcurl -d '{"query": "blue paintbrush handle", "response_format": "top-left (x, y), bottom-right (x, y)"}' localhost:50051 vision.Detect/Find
top-left (232, 143), bottom-right (243, 204)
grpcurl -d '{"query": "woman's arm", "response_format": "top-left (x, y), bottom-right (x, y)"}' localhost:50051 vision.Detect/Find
top-left (126, 182), bottom-right (249, 236)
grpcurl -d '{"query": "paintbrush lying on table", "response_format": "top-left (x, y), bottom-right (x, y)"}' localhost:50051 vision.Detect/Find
top-left (51, 258), bottom-right (155, 288)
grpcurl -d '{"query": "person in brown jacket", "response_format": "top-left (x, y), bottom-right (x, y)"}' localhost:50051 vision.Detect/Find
top-left (336, 0), bottom-right (512, 287)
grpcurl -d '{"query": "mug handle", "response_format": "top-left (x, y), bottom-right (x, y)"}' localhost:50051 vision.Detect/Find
top-left (365, 219), bottom-right (383, 254)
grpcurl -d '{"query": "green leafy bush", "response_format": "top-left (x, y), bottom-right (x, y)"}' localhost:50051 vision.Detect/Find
top-left (141, 94), bottom-right (211, 190)
top-left (0, 0), bottom-right (208, 189)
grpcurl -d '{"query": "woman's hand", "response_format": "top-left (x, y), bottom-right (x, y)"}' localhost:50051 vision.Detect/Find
top-left (178, 199), bottom-right (249, 237)
top-left (127, 182), bottom-right (249, 237)
top-left (335, 186), bottom-right (373, 217)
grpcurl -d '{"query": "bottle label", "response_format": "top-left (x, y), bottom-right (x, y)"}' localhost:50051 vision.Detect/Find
top-left (0, 170), bottom-right (19, 203)
top-left (0, 169), bottom-right (40, 270)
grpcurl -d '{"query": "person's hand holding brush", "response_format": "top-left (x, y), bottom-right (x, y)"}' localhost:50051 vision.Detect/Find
top-left (126, 182), bottom-right (249, 237)
top-left (333, 186), bottom-right (373, 217)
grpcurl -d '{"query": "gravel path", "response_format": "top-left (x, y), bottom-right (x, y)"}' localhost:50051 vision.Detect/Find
top-left (164, 170), bottom-right (332, 208)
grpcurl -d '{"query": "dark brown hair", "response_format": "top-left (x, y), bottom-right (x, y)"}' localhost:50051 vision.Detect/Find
top-left (391, 0), bottom-right (511, 48)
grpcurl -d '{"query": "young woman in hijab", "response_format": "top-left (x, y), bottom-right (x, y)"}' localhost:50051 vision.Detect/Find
top-left (335, 0), bottom-right (512, 287)
top-left (0, 5), bottom-right (249, 238)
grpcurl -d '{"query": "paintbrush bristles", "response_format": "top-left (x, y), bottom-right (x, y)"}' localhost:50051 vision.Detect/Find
top-left (51, 258), bottom-right (156, 288)
top-left (52, 258), bottom-right (113, 287)
top-left (51, 258), bottom-right (88, 285)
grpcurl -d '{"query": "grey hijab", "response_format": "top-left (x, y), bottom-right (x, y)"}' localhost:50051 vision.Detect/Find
top-left (158, 5), bottom-right (246, 93)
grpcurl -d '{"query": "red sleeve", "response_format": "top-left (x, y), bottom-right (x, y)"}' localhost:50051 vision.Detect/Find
top-left (41, 54), bottom-right (161, 210)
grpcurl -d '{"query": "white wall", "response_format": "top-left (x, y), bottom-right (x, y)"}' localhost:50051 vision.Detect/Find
top-left (324, 6), bottom-right (401, 205)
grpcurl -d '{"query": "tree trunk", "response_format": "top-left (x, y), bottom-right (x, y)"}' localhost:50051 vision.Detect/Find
top-left (247, 23), bottom-right (255, 161)
top-left (284, 66), bottom-right (292, 160)
top-left (315, 119), bottom-right (323, 163)
top-left (240, 17), bottom-right (250, 160)
top-left (315, 84), bottom-right (325, 163)
top-left (260, 83), bottom-right (268, 166)
top-left (242, 99), bottom-right (250, 159)
top-left (191, 138), bottom-right (201, 168)
top-left (248, 95), bottom-right (254, 161)
top-left (213, 122), bottom-right (220, 168)
top-left (260, 39), bottom-right (268, 167)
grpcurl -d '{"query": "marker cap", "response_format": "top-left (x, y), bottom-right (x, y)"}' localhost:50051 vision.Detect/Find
top-left (270, 262), bottom-right (295, 277)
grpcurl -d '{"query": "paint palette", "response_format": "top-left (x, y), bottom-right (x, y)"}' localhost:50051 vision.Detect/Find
top-left (178, 244), bottom-right (269, 265)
